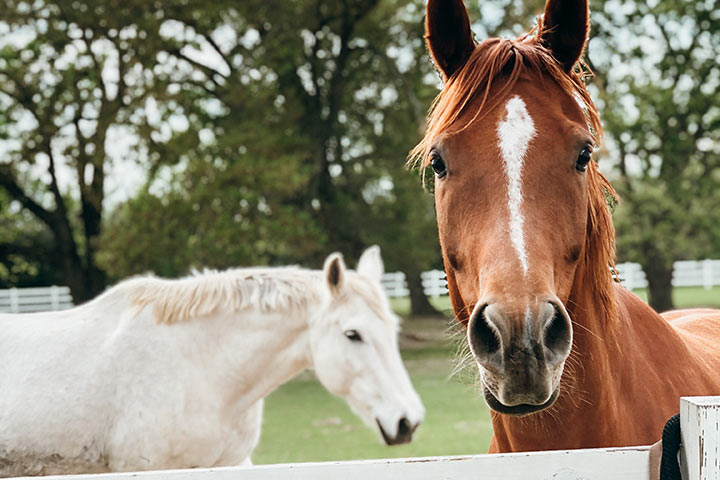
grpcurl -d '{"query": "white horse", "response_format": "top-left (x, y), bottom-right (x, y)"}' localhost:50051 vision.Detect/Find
top-left (0, 246), bottom-right (424, 477)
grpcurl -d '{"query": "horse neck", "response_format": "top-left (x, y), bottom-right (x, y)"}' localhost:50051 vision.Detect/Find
top-left (182, 277), bottom-right (324, 414)
top-left (490, 272), bottom-right (690, 451)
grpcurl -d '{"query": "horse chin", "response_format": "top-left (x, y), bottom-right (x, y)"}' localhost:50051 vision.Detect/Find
top-left (483, 387), bottom-right (559, 417)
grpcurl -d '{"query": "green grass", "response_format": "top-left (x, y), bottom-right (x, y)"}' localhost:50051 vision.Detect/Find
top-left (630, 286), bottom-right (720, 309)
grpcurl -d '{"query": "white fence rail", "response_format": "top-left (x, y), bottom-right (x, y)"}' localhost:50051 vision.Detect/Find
top-left (0, 286), bottom-right (73, 313)
top-left (22, 396), bottom-right (720, 480)
top-left (616, 262), bottom-right (649, 290)
top-left (378, 259), bottom-right (720, 298)
top-left (420, 269), bottom-right (447, 298)
top-left (380, 271), bottom-right (409, 298)
top-left (615, 259), bottom-right (720, 291)
top-left (673, 260), bottom-right (720, 289)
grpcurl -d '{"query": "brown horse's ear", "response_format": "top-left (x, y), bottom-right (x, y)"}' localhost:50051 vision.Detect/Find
top-left (539, 0), bottom-right (589, 71)
top-left (425, 0), bottom-right (476, 80)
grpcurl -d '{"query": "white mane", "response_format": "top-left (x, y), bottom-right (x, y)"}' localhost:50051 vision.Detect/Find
top-left (120, 267), bottom-right (324, 324)
top-left (110, 265), bottom-right (395, 326)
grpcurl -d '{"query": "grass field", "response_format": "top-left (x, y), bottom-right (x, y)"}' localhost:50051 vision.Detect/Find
top-left (252, 286), bottom-right (720, 464)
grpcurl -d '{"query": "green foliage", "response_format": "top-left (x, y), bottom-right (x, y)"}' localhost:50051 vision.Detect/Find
top-left (589, 0), bottom-right (720, 308)
top-left (97, 0), bottom-right (445, 284)
top-left (3, 0), bottom-right (716, 314)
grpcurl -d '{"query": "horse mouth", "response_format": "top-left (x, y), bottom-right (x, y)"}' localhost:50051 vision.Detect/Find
top-left (376, 418), bottom-right (416, 445)
top-left (483, 387), bottom-right (559, 416)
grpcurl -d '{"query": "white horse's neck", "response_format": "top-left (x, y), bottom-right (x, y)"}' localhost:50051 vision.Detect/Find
top-left (137, 273), bottom-right (325, 415)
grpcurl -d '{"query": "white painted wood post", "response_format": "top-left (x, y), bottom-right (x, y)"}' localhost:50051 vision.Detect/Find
top-left (681, 396), bottom-right (720, 480)
top-left (50, 285), bottom-right (60, 310)
top-left (9, 287), bottom-right (19, 313)
top-left (702, 260), bottom-right (713, 291)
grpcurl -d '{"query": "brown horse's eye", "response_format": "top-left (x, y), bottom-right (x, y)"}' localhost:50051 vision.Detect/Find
top-left (576, 147), bottom-right (592, 172)
top-left (430, 153), bottom-right (447, 178)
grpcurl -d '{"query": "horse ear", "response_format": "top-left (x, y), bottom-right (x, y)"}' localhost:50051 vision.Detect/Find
top-left (539, 0), bottom-right (589, 71)
top-left (425, 0), bottom-right (476, 80)
top-left (357, 245), bottom-right (384, 284)
top-left (323, 253), bottom-right (346, 295)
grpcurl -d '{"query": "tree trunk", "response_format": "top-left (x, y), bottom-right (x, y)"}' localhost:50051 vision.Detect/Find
top-left (644, 257), bottom-right (674, 313)
top-left (407, 270), bottom-right (442, 317)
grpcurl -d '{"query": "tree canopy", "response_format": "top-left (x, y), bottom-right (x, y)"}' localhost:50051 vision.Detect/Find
top-left (1, 0), bottom-right (717, 314)
top-left (590, 0), bottom-right (720, 310)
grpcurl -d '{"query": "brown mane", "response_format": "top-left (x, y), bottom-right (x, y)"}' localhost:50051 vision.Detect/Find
top-left (410, 30), bottom-right (619, 326)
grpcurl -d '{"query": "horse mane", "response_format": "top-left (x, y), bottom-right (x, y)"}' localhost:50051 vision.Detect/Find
top-left (121, 267), bottom-right (321, 324)
top-left (581, 162), bottom-right (619, 327)
top-left (119, 266), bottom-right (395, 325)
top-left (409, 28), bottom-right (619, 326)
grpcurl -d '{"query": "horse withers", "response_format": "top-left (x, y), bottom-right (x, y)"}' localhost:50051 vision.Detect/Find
top-left (0, 246), bottom-right (424, 476)
top-left (415, 0), bottom-right (720, 452)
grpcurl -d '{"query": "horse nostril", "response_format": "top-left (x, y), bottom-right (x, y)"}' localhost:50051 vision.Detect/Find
top-left (398, 417), bottom-right (411, 437)
top-left (544, 303), bottom-right (572, 359)
top-left (469, 305), bottom-right (501, 359)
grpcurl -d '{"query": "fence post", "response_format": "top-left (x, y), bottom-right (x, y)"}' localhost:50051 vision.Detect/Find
top-left (680, 396), bottom-right (720, 480)
top-left (50, 285), bottom-right (60, 310)
top-left (702, 259), bottom-right (713, 291)
top-left (9, 287), bottom-right (19, 313)
top-left (627, 265), bottom-right (637, 290)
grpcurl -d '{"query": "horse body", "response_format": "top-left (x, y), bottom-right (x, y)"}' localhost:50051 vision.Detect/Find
top-left (418, 0), bottom-right (720, 452)
top-left (0, 281), bottom-right (300, 474)
top-left (0, 247), bottom-right (424, 476)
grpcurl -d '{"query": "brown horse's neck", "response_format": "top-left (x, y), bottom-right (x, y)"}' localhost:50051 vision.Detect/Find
top-left (489, 273), bottom-right (694, 452)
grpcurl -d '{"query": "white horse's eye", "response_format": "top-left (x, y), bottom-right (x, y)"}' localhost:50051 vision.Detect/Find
top-left (344, 329), bottom-right (363, 342)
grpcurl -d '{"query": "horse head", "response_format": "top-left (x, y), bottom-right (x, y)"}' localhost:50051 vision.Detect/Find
top-left (415, 0), bottom-right (617, 416)
top-left (309, 246), bottom-right (425, 443)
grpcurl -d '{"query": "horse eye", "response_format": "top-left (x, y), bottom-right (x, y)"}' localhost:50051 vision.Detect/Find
top-left (344, 329), bottom-right (363, 342)
top-left (430, 153), bottom-right (447, 178)
top-left (576, 147), bottom-right (592, 172)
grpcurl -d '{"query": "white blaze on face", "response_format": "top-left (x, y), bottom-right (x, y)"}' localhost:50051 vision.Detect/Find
top-left (497, 96), bottom-right (536, 275)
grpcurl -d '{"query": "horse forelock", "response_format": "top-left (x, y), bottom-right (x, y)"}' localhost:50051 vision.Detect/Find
top-left (409, 31), bottom-right (602, 170)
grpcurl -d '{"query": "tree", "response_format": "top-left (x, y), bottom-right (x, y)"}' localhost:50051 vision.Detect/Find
top-left (589, 0), bottom-right (720, 311)
top-left (0, 191), bottom-right (63, 288)
top-left (0, 0), bottom-right (181, 301)
top-left (98, 0), bottom-right (447, 315)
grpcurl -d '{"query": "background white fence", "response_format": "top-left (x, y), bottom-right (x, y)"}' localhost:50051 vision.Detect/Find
top-left (0, 286), bottom-right (73, 313)
top-left (1, 259), bottom-right (718, 313)
top-left (25, 396), bottom-right (720, 480)
top-left (379, 260), bottom-right (720, 298)
top-left (616, 259), bottom-right (720, 291)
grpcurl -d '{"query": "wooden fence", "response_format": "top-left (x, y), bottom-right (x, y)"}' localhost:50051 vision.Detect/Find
top-left (0, 286), bottom-right (73, 313)
top-left (17, 396), bottom-right (720, 480)
top-left (381, 260), bottom-right (720, 298)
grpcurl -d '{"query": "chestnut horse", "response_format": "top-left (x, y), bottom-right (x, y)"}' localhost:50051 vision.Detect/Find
top-left (413, 0), bottom-right (720, 452)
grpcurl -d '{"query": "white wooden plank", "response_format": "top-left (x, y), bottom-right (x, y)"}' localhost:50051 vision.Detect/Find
top-left (12, 447), bottom-right (650, 480)
top-left (681, 396), bottom-right (720, 480)
top-left (0, 286), bottom-right (71, 296)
